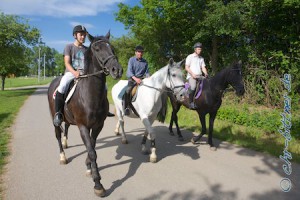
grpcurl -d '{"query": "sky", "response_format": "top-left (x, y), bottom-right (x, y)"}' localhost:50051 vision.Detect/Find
top-left (0, 0), bottom-right (139, 53)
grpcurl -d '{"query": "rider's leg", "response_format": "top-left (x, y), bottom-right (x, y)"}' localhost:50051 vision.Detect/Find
top-left (124, 79), bottom-right (135, 116)
top-left (188, 78), bottom-right (197, 109)
top-left (54, 72), bottom-right (74, 126)
top-left (54, 91), bottom-right (64, 126)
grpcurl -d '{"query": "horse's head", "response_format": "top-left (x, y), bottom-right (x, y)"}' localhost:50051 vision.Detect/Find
top-left (87, 31), bottom-right (123, 79)
top-left (227, 60), bottom-right (245, 96)
top-left (166, 58), bottom-right (186, 101)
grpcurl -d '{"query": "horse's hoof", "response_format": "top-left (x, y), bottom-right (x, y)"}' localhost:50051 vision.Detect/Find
top-left (210, 146), bottom-right (217, 151)
top-left (169, 131), bottom-right (175, 136)
top-left (191, 138), bottom-right (196, 144)
top-left (150, 157), bottom-right (157, 163)
top-left (60, 159), bottom-right (68, 165)
top-left (178, 136), bottom-right (184, 142)
top-left (121, 139), bottom-right (128, 144)
top-left (114, 130), bottom-right (120, 136)
top-left (94, 188), bottom-right (106, 197)
top-left (86, 170), bottom-right (92, 177)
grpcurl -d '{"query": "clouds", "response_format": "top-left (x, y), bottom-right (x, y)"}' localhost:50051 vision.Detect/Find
top-left (0, 0), bottom-right (126, 17)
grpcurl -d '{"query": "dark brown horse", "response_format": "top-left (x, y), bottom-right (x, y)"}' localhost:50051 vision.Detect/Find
top-left (47, 31), bottom-right (122, 197)
top-left (168, 61), bottom-right (245, 150)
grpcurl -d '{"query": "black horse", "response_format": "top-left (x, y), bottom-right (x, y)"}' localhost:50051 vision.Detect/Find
top-left (168, 61), bottom-right (245, 150)
top-left (47, 31), bottom-right (122, 197)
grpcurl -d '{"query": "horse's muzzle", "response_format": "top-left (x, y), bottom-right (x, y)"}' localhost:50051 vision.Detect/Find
top-left (235, 86), bottom-right (245, 96)
top-left (110, 64), bottom-right (123, 79)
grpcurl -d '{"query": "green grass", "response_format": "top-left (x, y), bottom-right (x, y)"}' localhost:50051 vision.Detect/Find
top-left (164, 101), bottom-right (300, 163)
top-left (0, 77), bottom-right (53, 197)
top-left (0, 89), bottom-right (35, 196)
top-left (4, 77), bottom-right (53, 89)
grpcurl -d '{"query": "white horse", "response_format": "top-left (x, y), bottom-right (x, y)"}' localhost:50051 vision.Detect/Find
top-left (112, 58), bottom-right (186, 163)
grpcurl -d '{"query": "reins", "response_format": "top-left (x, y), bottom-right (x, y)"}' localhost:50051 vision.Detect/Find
top-left (140, 67), bottom-right (185, 93)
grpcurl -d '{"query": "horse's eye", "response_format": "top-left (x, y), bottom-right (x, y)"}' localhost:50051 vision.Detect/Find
top-left (172, 74), bottom-right (176, 77)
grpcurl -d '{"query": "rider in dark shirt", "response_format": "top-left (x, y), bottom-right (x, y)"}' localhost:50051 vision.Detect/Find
top-left (123, 45), bottom-right (150, 115)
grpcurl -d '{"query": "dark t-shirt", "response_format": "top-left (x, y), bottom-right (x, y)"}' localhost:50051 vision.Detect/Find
top-left (63, 43), bottom-right (88, 72)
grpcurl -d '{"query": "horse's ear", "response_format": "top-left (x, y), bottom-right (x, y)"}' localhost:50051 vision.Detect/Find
top-left (178, 59), bottom-right (185, 68)
top-left (87, 33), bottom-right (94, 42)
top-left (168, 58), bottom-right (174, 65)
top-left (237, 60), bottom-right (242, 68)
top-left (105, 30), bottom-right (110, 40)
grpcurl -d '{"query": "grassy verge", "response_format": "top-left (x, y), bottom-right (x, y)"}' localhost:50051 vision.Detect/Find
top-left (4, 77), bottom-right (53, 89)
top-left (0, 89), bottom-right (36, 196)
top-left (0, 77), bottom-right (52, 197)
top-left (164, 100), bottom-right (300, 163)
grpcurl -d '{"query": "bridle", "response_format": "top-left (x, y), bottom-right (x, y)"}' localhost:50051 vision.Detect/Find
top-left (141, 66), bottom-right (185, 94)
top-left (226, 68), bottom-right (244, 91)
top-left (79, 39), bottom-right (116, 78)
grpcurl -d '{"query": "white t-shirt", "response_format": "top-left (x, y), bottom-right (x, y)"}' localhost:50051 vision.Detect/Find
top-left (185, 53), bottom-right (206, 79)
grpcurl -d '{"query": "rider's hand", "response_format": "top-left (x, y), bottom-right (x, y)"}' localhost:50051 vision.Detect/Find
top-left (74, 71), bottom-right (80, 78)
top-left (135, 78), bottom-right (142, 85)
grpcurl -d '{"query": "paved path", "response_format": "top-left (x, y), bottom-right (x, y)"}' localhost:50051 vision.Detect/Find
top-left (3, 86), bottom-right (300, 200)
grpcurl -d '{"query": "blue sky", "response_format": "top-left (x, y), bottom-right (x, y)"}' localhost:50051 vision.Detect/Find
top-left (0, 0), bottom-right (139, 53)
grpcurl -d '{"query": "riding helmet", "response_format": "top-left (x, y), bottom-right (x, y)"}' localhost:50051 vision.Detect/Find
top-left (73, 25), bottom-right (87, 35)
top-left (193, 42), bottom-right (202, 49)
top-left (135, 45), bottom-right (144, 52)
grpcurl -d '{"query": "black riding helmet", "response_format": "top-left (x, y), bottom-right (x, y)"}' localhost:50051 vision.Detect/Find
top-left (73, 25), bottom-right (87, 36)
top-left (193, 42), bottom-right (202, 49)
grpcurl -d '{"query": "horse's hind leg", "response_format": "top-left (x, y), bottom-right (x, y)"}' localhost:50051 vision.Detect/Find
top-left (80, 125), bottom-right (106, 197)
top-left (115, 108), bottom-right (128, 144)
top-left (62, 123), bottom-right (70, 149)
top-left (55, 126), bottom-right (68, 164)
top-left (208, 112), bottom-right (217, 151)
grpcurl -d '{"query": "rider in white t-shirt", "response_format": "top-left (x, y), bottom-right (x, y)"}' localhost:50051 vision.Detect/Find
top-left (185, 42), bottom-right (208, 109)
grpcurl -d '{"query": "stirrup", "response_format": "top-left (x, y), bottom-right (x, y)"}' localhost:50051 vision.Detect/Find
top-left (124, 108), bottom-right (130, 116)
top-left (53, 112), bottom-right (64, 127)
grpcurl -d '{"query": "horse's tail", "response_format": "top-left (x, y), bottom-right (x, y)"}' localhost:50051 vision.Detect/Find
top-left (157, 92), bottom-right (168, 123)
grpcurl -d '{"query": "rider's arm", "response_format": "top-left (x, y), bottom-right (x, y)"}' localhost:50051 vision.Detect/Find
top-left (201, 65), bottom-right (208, 77)
top-left (64, 55), bottom-right (79, 78)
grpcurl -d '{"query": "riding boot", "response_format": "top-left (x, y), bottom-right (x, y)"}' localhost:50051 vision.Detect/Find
top-left (123, 91), bottom-right (130, 116)
top-left (189, 89), bottom-right (196, 110)
top-left (53, 91), bottom-right (64, 127)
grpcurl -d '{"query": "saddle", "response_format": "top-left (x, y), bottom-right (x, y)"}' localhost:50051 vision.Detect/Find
top-left (185, 77), bottom-right (205, 99)
top-left (53, 79), bottom-right (78, 103)
top-left (122, 85), bottom-right (139, 103)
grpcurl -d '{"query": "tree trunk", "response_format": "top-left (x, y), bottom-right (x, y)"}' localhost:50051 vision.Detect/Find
top-left (211, 37), bottom-right (218, 73)
top-left (1, 75), bottom-right (5, 91)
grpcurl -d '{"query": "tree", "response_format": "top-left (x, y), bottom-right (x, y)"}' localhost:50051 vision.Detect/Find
top-left (0, 12), bottom-right (40, 90)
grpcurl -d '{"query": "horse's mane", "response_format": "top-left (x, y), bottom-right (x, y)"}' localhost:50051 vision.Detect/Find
top-left (84, 36), bottom-right (109, 73)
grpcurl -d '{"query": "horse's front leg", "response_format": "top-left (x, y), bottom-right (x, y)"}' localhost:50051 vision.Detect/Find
top-left (141, 117), bottom-right (157, 163)
top-left (79, 125), bottom-right (105, 197)
top-left (191, 112), bottom-right (206, 144)
top-left (208, 112), bottom-right (217, 151)
top-left (55, 126), bottom-right (68, 164)
top-left (62, 123), bottom-right (70, 149)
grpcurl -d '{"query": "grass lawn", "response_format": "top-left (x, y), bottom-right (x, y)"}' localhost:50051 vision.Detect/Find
top-left (3, 77), bottom-right (54, 89)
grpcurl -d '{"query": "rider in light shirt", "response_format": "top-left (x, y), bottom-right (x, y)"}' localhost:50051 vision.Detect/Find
top-left (185, 42), bottom-right (208, 109)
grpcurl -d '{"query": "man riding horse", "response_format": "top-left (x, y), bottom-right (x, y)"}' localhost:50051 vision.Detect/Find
top-left (185, 42), bottom-right (209, 110)
top-left (123, 45), bottom-right (150, 116)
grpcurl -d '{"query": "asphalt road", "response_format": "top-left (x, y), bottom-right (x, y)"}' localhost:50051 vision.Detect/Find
top-left (3, 86), bottom-right (300, 200)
